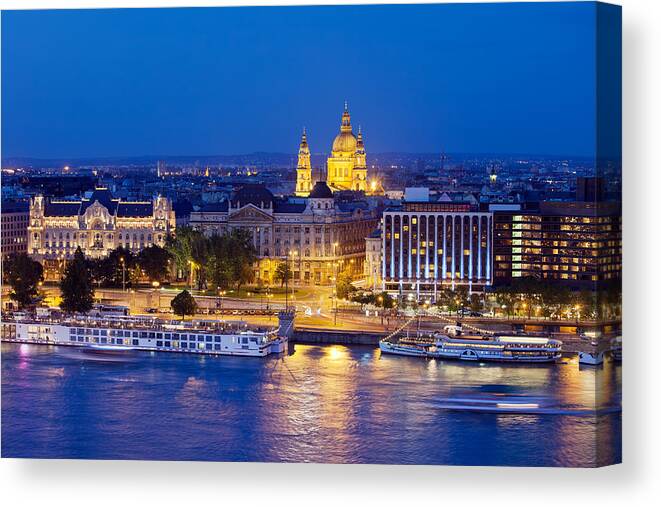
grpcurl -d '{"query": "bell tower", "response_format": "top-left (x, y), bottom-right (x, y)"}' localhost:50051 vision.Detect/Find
top-left (295, 127), bottom-right (312, 197)
top-left (353, 125), bottom-right (367, 192)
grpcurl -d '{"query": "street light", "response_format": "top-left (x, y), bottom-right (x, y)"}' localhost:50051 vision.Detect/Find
top-left (120, 256), bottom-right (126, 292)
top-left (332, 243), bottom-right (340, 326)
top-left (188, 260), bottom-right (196, 291)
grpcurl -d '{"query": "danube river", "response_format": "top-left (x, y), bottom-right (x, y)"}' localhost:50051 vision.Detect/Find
top-left (1, 342), bottom-right (621, 466)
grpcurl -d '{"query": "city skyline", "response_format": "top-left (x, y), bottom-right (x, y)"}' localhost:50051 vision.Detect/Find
top-left (2, 3), bottom-right (606, 160)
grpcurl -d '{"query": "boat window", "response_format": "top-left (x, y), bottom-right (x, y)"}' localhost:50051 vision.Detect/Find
top-left (214, 336), bottom-right (221, 343)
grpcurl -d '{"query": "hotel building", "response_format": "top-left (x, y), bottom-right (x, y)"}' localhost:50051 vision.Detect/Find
top-left (28, 188), bottom-right (175, 280)
top-left (1, 200), bottom-right (30, 257)
top-left (492, 200), bottom-right (621, 289)
top-left (189, 183), bottom-right (378, 285)
top-left (381, 188), bottom-right (493, 299)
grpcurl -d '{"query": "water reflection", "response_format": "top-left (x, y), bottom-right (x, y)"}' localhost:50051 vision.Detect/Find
top-left (1, 342), bottom-right (621, 466)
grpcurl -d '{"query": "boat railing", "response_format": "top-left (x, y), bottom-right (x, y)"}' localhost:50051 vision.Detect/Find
top-left (1, 313), bottom-right (277, 336)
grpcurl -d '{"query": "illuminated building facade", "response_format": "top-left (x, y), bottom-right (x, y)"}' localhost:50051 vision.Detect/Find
top-left (28, 188), bottom-right (175, 280)
top-left (492, 201), bottom-right (622, 289)
top-left (326, 103), bottom-right (368, 192)
top-left (190, 183), bottom-right (378, 285)
top-left (1, 200), bottom-right (29, 257)
top-left (382, 189), bottom-right (493, 299)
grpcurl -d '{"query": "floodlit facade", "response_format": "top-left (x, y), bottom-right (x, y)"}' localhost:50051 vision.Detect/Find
top-left (382, 189), bottom-right (493, 299)
top-left (326, 103), bottom-right (368, 192)
top-left (28, 188), bottom-right (175, 280)
top-left (189, 183), bottom-right (378, 285)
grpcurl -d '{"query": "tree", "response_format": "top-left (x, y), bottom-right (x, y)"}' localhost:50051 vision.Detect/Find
top-left (336, 271), bottom-right (356, 300)
top-left (494, 286), bottom-right (517, 318)
top-left (60, 247), bottom-right (94, 314)
top-left (274, 262), bottom-right (292, 287)
top-left (90, 247), bottom-right (135, 288)
top-left (171, 290), bottom-right (197, 320)
top-left (165, 227), bottom-right (198, 280)
top-left (455, 286), bottom-right (470, 314)
top-left (226, 229), bottom-right (257, 290)
top-left (3, 253), bottom-right (44, 308)
top-left (137, 245), bottom-right (172, 283)
top-left (539, 284), bottom-right (571, 320)
top-left (375, 291), bottom-right (395, 309)
top-left (469, 293), bottom-right (483, 313)
top-left (512, 277), bottom-right (543, 319)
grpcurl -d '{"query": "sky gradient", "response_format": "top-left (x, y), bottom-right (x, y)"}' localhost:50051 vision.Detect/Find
top-left (2, 3), bottom-right (602, 159)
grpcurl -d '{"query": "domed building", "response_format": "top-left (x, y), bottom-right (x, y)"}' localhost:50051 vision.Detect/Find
top-left (295, 103), bottom-right (368, 196)
top-left (326, 102), bottom-right (368, 192)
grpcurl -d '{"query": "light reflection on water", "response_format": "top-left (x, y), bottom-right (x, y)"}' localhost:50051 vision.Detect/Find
top-left (1, 342), bottom-right (621, 466)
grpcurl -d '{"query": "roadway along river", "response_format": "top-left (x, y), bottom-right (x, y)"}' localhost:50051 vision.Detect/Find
top-left (1, 342), bottom-right (621, 466)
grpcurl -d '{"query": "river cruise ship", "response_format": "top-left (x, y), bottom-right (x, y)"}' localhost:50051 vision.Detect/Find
top-left (1, 311), bottom-right (293, 357)
top-left (430, 334), bottom-right (562, 363)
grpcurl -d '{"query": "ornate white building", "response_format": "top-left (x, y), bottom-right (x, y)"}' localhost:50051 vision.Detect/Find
top-left (28, 188), bottom-right (175, 280)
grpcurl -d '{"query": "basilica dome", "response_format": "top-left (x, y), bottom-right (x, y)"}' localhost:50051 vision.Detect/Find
top-left (332, 131), bottom-right (357, 153)
top-left (331, 104), bottom-right (357, 153)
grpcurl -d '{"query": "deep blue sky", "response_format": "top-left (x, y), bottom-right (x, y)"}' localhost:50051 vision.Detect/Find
top-left (2, 3), bottom-right (602, 159)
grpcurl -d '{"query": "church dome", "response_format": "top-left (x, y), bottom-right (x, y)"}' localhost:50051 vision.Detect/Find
top-left (332, 131), bottom-right (357, 153)
top-left (309, 181), bottom-right (334, 199)
top-left (331, 102), bottom-right (357, 153)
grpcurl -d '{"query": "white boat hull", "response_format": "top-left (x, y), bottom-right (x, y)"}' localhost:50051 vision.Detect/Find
top-left (379, 341), bottom-right (429, 357)
top-left (430, 350), bottom-right (561, 363)
top-left (578, 351), bottom-right (604, 365)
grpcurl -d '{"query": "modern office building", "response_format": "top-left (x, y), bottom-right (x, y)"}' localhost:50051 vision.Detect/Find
top-left (189, 182), bottom-right (378, 285)
top-left (1, 200), bottom-right (30, 257)
top-left (28, 188), bottom-right (175, 280)
top-left (381, 188), bottom-right (493, 299)
top-left (492, 199), bottom-right (621, 289)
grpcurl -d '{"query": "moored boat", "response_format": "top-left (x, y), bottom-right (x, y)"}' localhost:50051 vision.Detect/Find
top-left (1, 311), bottom-right (293, 358)
top-left (610, 335), bottom-right (622, 361)
top-left (578, 350), bottom-right (604, 365)
top-left (429, 334), bottom-right (562, 363)
top-left (379, 340), bottom-right (431, 357)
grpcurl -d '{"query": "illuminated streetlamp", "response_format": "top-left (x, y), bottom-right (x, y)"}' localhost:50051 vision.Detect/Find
top-left (120, 256), bottom-right (126, 292)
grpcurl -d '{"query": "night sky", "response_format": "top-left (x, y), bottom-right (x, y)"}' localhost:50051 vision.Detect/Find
top-left (2, 3), bottom-right (602, 159)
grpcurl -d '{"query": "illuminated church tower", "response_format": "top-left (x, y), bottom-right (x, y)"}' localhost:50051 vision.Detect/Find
top-left (326, 102), bottom-right (367, 192)
top-left (295, 127), bottom-right (312, 197)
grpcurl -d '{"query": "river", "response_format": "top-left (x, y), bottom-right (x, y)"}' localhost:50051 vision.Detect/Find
top-left (1, 342), bottom-right (621, 466)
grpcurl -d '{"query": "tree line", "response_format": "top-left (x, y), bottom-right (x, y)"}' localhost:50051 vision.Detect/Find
top-left (165, 227), bottom-right (257, 291)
